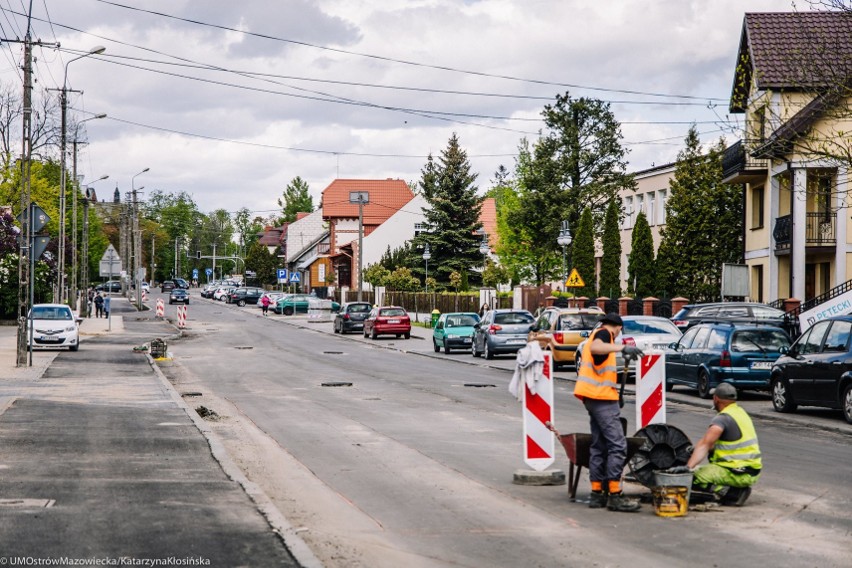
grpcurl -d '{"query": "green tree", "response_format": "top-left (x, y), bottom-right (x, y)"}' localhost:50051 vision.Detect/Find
top-left (599, 199), bottom-right (622, 298)
top-left (572, 207), bottom-right (596, 298)
top-left (413, 134), bottom-right (483, 285)
top-left (277, 176), bottom-right (314, 224)
top-left (364, 263), bottom-right (390, 287)
top-left (244, 240), bottom-right (276, 285)
top-left (385, 266), bottom-right (419, 291)
top-left (482, 259), bottom-right (509, 289)
top-left (449, 270), bottom-right (462, 292)
top-left (628, 212), bottom-right (655, 298)
top-left (656, 127), bottom-right (743, 300)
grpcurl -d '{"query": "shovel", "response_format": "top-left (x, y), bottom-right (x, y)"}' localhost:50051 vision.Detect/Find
top-left (617, 353), bottom-right (630, 434)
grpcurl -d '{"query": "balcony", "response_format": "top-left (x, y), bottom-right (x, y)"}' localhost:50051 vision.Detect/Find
top-left (722, 139), bottom-right (769, 184)
top-left (773, 212), bottom-right (836, 252)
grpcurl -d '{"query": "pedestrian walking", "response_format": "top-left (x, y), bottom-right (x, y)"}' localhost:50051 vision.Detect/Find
top-left (260, 294), bottom-right (271, 316)
top-left (103, 295), bottom-right (111, 318)
top-left (87, 288), bottom-right (95, 318)
top-left (573, 313), bottom-right (645, 512)
top-left (94, 293), bottom-right (104, 318)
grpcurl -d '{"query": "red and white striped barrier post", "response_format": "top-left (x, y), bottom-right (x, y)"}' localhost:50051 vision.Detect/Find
top-left (523, 352), bottom-right (555, 471)
top-left (142, 290), bottom-right (148, 303)
top-left (155, 299), bottom-right (164, 318)
top-left (177, 305), bottom-right (187, 329)
top-left (636, 353), bottom-right (666, 429)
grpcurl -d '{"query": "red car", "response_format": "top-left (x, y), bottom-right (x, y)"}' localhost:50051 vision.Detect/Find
top-left (363, 306), bottom-right (411, 339)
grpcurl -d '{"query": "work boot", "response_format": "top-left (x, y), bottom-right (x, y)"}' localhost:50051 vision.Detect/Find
top-left (607, 492), bottom-right (641, 512)
top-left (588, 491), bottom-right (607, 509)
top-left (721, 486), bottom-right (751, 507)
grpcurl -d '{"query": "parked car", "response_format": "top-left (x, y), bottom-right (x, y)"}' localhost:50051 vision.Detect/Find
top-left (201, 282), bottom-right (221, 298)
top-left (258, 292), bottom-right (284, 309)
top-left (169, 289), bottom-right (190, 305)
top-left (472, 309), bottom-right (535, 360)
top-left (433, 312), bottom-right (480, 353)
top-left (665, 322), bottom-right (791, 398)
top-left (28, 303), bottom-right (80, 351)
top-left (528, 307), bottom-right (604, 369)
top-left (213, 286), bottom-right (235, 302)
top-left (363, 306), bottom-right (411, 339)
top-left (576, 315), bottom-right (682, 378)
top-left (141, 282), bottom-right (150, 293)
top-left (334, 302), bottom-right (373, 334)
top-left (274, 294), bottom-right (340, 315)
top-left (228, 287), bottom-right (264, 306)
top-left (670, 302), bottom-right (788, 332)
top-left (770, 316), bottom-right (852, 424)
top-left (174, 277), bottom-right (190, 289)
top-left (161, 280), bottom-right (176, 292)
top-left (96, 280), bottom-right (121, 293)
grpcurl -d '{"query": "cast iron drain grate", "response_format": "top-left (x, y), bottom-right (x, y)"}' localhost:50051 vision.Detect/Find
top-left (322, 382), bottom-right (353, 387)
top-left (323, 351), bottom-right (344, 355)
top-left (464, 383), bottom-right (497, 388)
top-left (235, 346), bottom-right (254, 350)
top-left (181, 392), bottom-right (203, 397)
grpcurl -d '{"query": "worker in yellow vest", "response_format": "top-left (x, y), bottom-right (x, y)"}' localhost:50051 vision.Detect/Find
top-left (681, 382), bottom-right (761, 506)
top-left (574, 313), bottom-right (645, 512)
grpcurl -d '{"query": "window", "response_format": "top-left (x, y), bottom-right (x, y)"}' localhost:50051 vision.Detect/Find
top-left (691, 327), bottom-right (711, 349)
top-left (800, 321), bottom-right (831, 354)
top-left (414, 222), bottom-right (432, 236)
top-left (658, 189), bottom-right (668, 225)
top-left (636, 195), bottom-right (644, 221)
top-left (678, 326), bottom-right (701, 349)
top-left (751, 185), bottom-right (764, 229)
top-left (707, 329), bottom-right (728, 350)
top-left (823, 321), bottom-right (852, 352)
top-left (647, 194), bottom-right (655, 226)
top-left (623, 197), bottom-right (634, 228)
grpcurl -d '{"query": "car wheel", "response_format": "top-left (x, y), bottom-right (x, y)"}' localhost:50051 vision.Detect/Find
top-left (843, 383), bottom-right (852, 425)
top-left (186, 300), bottom-right (190, 305)
top-left (484, 341), bottom-right (494, 360)
top-left (283, 306), bottom-right (294, 316)
top-left (404, 332), bottom-right (410, 340)
top-left (697, 371), bottom-right (712, 399)
top-left (363, 328), bottom-right (369, 338)
top-left (69, 344), bottom-right (79, 352)
top-left (238, 300), bottom-right (246, 307)
top-left (371, 328), bottom-right (378, 340)
top-left (433, 338), bottom-right (440, 353)
top-left (665, 379), bottom-right (673, 392)
top-left (396, 334), bottom-right (401, 338)
top-left (575, 353), bottom-right (582, 376)
top-left (472, 340), bottom-right (481, 358)
top-left (771, 377), bottom-right (797, 413)
top-left (444, 342), bottom-right (451, 354)
top-left (169, 300), bottom-right (173, 305)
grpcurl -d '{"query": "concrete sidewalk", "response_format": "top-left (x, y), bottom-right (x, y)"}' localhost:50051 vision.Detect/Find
top-left (0, 298), bottom-right (318, 567)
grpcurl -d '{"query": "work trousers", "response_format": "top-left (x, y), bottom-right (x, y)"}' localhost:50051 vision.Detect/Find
top-left (583, 398), bottom-right (627, 483)
top-left (693, 464), bottom-right (759, 490)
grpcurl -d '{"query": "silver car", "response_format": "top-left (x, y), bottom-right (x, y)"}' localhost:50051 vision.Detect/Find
top-left (575, 316), bottom-right (682, 378)
top-left (471, 309), bottom-right (535, 359)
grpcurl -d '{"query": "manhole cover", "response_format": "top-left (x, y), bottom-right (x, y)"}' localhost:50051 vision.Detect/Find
top-left (323, 351), bottom-right (344, 355)
top-left (181, 392), bottom-right (203, 397)
top-left (464, 383), bottom-right (497, 388)
top-left (321, 382), bottom-right (353, 387)
top-left (235, 346), bottom-right (254, 350)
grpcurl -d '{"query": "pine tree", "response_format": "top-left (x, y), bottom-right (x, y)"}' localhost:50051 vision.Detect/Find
top-left (277, 176), bottom-right (314, 224)
top-left (599, 199), bottom-right (622, 299)
top-left (414, 134), bottom-right (483, 285)
top-left (628, 212), bottom-right (655, 298)
top-left (573, 207), bottom-right (596, 298)
top-left (656, 127), bottom-right (743, 301)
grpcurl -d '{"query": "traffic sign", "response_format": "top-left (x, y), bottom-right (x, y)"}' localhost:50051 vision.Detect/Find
top-left (17, 202), bottom-right (49, 233)
top-left (289, 272), bottom-right (301, 283)
top-left (277, 268), bottom-right (288, 283)
top-left (99, 245), bottom-right (122, 277)
top-left (205, 268), bottom-right (213, 276)
top-left (565, 268), bottom-right (585, 288)
top-left (192, 268), bottom-right (199, 279)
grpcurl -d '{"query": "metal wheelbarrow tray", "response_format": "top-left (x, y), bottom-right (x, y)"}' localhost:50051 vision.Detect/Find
top-left (557, 433), bottom-right (646, 500)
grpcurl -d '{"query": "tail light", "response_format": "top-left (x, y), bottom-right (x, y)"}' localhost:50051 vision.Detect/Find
top-left (553, 332), bottom-right (564, 343)
top-left (377, 317), bottom-right (387, 323)
top-left (672, 320), bottom-right (687, 328)
top-left (622, 337), bottom-right (636, 346)
top-left (488, 324), bottom-right (503, 334)
top-left (343, 313), bottom-right (350, 320)
top-left (719, 350), bottom-right (731, 367)
top-left (401, 317), bottom-right (410, 323)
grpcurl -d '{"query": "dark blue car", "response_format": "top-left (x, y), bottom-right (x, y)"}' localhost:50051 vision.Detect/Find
top-left (665, 322), bottom-right (791, 398)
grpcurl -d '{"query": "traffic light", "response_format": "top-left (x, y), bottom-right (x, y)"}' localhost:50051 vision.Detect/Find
top-left (196, 250), bottom-right (201, 259)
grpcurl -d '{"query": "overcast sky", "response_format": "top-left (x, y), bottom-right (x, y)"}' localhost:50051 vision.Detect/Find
top-left (0, 0), bottom-right (801, 218)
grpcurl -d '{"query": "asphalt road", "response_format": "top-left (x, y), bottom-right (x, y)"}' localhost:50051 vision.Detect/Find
top-left (156, 293), bottom-right (852, 568)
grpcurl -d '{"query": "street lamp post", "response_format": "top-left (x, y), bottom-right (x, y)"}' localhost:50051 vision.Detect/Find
top-left (557, 220), bottom-right (572, 286)
top-left (56, 45), bottom-right (105, 304)
top-left (131, 168), bottom-right (149, 309)
top-left (79, 175), bottom-right (108, 314)
top-left (422, 243), bottom-right (431, 293)
top-left (479, 232), bottom-right (490, 262)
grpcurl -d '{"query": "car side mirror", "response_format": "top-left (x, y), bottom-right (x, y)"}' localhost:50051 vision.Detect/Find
top-left (529, 325), bottom-right (539, 332)
top-left (75, 317), bottom-right (83, 325)
top-left (668, 342), bottom-right (680, 351)
top-left (580, 331), bottom-right (590, 338)
top-left (778, 346), bottom-right (789, 355)
top-left (473, 323), bottom-right (481, 329)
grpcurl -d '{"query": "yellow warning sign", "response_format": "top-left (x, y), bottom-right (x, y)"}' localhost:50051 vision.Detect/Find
top-left (565, 268), bottom-right (585, 288)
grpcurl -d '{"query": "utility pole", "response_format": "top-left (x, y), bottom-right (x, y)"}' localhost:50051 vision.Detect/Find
top-left (15, 33), bottom-right (33, 366)
top-left (151, 234), bottom-right (155, 286)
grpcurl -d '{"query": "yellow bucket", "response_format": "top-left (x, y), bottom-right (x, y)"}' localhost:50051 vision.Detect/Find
top-left (651, 486), bottom-right (689, 517)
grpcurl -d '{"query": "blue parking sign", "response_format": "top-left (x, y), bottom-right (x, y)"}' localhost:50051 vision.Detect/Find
top-left (277, 268), bottom-right (288, 283)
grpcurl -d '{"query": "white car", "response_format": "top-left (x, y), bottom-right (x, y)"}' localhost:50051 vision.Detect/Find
top-left (213, 286), bottom-right (234, 301)
top-left (258, 292), bottom-right (284, 308)
top-left (28, 303), bottom-right (80, 351)
top-left (575, 316), bottom-right (682, 378)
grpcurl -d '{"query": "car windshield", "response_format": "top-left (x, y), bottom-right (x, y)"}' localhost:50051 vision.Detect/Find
top-left (558, 314), bottom-right (602, 330)
top-left (495, 312), bottom-right (534, 325)
top-left (381, 308), bottom-right (406, 317)
top-left (623, 319), bottom-right (680, 335)
top-left (446, 315), bottom-right (479, 327)
top-left (31, 307), bottom-right (72, 320)
top-left (731, 329), bottom-right (791, 352)
top-left (348, 304), bottom-right (371, 313)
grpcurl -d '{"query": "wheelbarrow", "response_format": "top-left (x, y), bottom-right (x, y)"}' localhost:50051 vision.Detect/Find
top-left (547, 421), bottom-right (646, 501)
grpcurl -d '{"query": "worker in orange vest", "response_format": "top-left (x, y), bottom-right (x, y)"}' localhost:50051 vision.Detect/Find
top-left (574, 313), bottom-right (644, 512)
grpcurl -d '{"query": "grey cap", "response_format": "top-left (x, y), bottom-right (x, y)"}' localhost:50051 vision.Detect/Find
top-left (600, 313), bottom-right (623, 326)
top-left (710, 382), bottom-right (737, 400)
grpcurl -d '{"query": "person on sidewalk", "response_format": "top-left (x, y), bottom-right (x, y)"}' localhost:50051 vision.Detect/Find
top-left (678, 382), bottom-right (761, 506)
top-left (87, 288), bottom-right (95, 318)
top-left (573, 313), bottom-right (645, 512)
top-left (103, 295), bottom-right (111, 318)
top-left (260, 294), bottom-right (271, 316)
top-left (94, 293), bottom-right (104, 318)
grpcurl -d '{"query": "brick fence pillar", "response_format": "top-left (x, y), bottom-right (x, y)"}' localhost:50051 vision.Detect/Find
top-left (671, 297), bottom-right (690, 315)
top-left (643, 296), bottom-right (659, 316)
top-left (783, 298), bottom-right (801, 314)
top-left (545, 295), bottom-right (556, 308)
top-left (618, 297), bottom-right (632, 316)
top-left (576, 296), bottom-right (589, 309)
top-left (596, 296), bottom-right (610, 312)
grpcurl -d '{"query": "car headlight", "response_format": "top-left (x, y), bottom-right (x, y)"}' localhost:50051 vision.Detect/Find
top-left (447, 334), bottom-right (459, 339)
top-left (65, 326), bottom-right (76, 332)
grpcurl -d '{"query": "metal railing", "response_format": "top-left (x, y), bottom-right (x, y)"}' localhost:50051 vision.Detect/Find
top-left (722, 139), bottom-right (770, 181)
top-left (773, 212), bottom-right (836, 250)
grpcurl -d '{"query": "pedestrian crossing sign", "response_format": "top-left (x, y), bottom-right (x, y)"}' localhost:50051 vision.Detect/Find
top-left (565, 268), bottom-right (585, 288)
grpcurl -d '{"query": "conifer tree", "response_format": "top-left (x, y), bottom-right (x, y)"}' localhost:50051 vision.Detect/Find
top-left (598, 199), bottom-right (622, 299)
top-left (573, 207), bottom-right (596, 298)
top-left (628, 211), bottom-right (655, 298)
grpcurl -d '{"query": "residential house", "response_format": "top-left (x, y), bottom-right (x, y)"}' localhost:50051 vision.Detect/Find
top-left (257, 224), bottom-right (288, 258)
top-left (285, 210), bottom-right (331, 292)
top-left (723, 12), bottom-right (852, 303)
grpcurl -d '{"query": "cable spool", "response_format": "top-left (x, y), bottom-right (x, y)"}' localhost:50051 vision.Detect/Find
top-left (627, 424), bottom-right (693, 487)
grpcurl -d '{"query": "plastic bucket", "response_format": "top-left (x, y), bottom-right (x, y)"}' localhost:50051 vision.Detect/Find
top-left (654, 471), bottom-right (693, 503)
top-left (651, 486), bottom-right (689, 517)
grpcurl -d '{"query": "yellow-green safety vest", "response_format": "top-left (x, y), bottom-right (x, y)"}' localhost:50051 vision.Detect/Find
top-left (711, 403), bottom-right (762, 472)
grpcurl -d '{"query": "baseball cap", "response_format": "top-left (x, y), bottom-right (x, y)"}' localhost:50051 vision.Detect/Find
top-left (710, 382), bottom-right (737, 400)
top-left (600, 313), bottom-right (623, 326)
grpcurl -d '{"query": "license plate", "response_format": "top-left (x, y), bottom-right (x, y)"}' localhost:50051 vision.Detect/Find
top-left (39, 337), bottom-right (60, 343)
top-left (463, 337), bottom-right (471, 343)
top-left (507, 339), bottom-right (526, 345)
top-left (388, 319), bottom-right (400, 324)
top-left (653, 343), bottom-right (669, 350)
top-left (750, 361), bottom-right (773, 370)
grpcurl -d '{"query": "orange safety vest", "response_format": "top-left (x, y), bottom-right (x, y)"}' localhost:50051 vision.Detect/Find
top-left (573, 328), bottom-right (620, 401)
